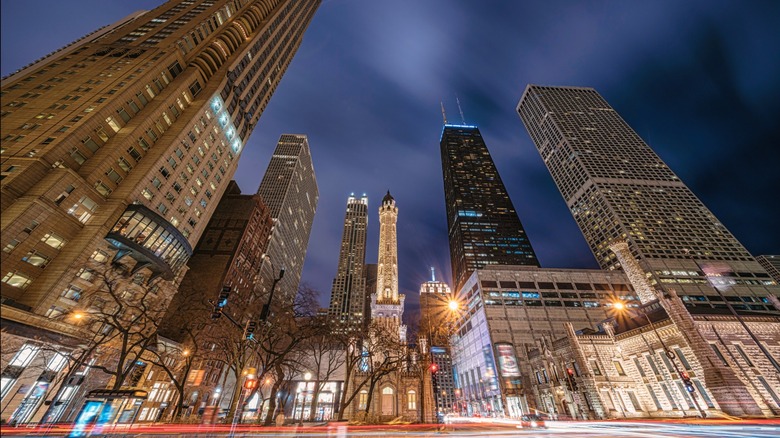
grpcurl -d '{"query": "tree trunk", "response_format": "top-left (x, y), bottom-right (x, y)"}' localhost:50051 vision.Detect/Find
top-left (262, 367), bottom-right (285, 426)
top-left (364, 379), bottom-right (378, 414)
top-left (308, 381), bottom-right (321, 421)
top-left (336, 370), bottom-right (352, 421)
top-left (224, 369), bottom-right (243, 423)
top-left (262, 380), bottom-right (283, 425)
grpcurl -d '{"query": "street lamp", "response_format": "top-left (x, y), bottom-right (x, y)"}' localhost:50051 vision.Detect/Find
top-left (259, 258), bottom-right (285, 322)
top-left (612, 301), bottom-right (706, 418)
top-left (298, 372), bottom-right (312, 426)
top-left (683, 249), bottom-right (780, 375)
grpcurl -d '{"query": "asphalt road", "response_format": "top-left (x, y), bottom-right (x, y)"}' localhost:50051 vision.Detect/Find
top-left (3, 420), bottom-right (779, 437)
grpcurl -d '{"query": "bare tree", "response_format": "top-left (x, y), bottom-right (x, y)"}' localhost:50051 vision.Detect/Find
top-left (336, 321), bottom-right (407, 419)
top-left (145, 330), bottom-right (198, 421)
top-left (301, 319), bottom-right (345, 421)
top-left (75, 261), bottom-right (170, 391)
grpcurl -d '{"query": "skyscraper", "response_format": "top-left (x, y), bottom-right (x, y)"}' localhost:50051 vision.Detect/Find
top-left (517, 85), bottom-right (778, 307)
top-left (327, 194), bottom-right (369, 333)
top-left (0, 0), bottom-right (320, 415)
top-left (440, 124), bottom-right (540, 292)
top-left (256, 134), bottom-right (318, 306)
top-left (418, 267), bottom-right (452, 346)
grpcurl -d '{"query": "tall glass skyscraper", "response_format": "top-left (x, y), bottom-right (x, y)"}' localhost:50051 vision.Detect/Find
top-left (517, 85), bottom-right (778, 307)
top-left (327, 194), bottom-right (369, 333)
top-left (440, 124), bottom-right (540, 292)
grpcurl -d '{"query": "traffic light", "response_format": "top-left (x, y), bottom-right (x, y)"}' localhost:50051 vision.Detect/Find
top-left (244, 377), bottom-right (258, 390)
top-left (211, 286), bottom-right (231, 319)
top-left (680, 371), bottom-right (695, 393)
top-left (128, 361), bottom-right (147, 386)
top-left (565, 368), bottom-right (578, 391)
top-left (429, 363), bottom-right (439, 374)
top-left (244, 320), bottom-right (257, 340)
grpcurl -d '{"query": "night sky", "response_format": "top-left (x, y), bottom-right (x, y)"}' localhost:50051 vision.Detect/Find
top-left (3, 1), bottom-right (779, 325)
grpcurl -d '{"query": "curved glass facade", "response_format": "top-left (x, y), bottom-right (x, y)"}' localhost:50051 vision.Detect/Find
top-left (106, 205), bottom-right (192, 279)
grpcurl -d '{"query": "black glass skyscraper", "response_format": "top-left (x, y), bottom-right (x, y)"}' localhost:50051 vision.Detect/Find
top-left (440, 124), bottom-right (540, 291)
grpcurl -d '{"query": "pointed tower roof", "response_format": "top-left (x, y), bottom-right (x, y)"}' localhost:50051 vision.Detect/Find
top-left (382, 190), bottom-right (394, 204)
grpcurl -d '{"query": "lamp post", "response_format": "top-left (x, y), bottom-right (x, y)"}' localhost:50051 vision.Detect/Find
top-left (683, 249), bottom-right (780, 376)
top-left (298, 372), bottom-right (311, 426)
top-left (612, 302), bottom-right (706, 418)
top-left (259, 259), bottom-right (285, 322)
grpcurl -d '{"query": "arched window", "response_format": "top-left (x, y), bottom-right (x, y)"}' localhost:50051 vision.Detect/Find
top-left (407, 390), bottom-right (417, 410)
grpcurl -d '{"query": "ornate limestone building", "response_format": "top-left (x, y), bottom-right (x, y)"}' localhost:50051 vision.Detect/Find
top-left (526, 244), bottom-right (780, 419)
top-left (346, 192), bottom-right (429, 422)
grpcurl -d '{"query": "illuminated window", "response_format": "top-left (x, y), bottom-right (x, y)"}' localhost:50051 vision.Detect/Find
top-left (41, 232), bottom-right (67, 249)
top-left (358, 390), bottom-right (368, 410)
top-left (407, 390), bottom-right (417, 410)
top-left (2, 271), bottom-right (32, 289)
top-left (10, 344), bottom-right (40, 367)
top-left (23, 250), bottom-right (51, 268)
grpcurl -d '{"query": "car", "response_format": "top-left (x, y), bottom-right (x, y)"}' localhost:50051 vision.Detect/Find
top-left (518, 414), bottom-right (546, 428)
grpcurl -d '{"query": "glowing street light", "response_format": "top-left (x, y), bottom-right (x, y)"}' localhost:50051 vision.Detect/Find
top-left (448, 299), bottom-right (459, 312)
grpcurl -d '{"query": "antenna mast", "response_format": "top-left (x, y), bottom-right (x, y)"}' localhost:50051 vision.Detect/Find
top-left (456, 95), bottom-right (466, 124)
top-left (440, 101), bottom-right (447, 125)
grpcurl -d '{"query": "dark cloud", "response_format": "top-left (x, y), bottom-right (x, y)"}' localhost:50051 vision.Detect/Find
top-left (4, 1), bottom-right (779, 325)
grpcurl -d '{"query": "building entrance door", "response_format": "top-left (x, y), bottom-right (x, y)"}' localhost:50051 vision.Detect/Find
top-left (381, 387), bottom-right (394, 415)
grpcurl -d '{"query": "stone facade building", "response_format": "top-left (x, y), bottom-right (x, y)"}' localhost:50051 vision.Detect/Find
top-left (1, 0), bottom-right (320, 424)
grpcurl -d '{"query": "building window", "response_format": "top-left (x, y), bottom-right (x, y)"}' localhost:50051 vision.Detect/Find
top-left (118, 157), bottom-right (132, 172)
top-left (61, 284), bottom-right (83, 302)
top-left (2, 271), bottom-right (32, 289)
top-left (82, 136), bottom-right (100, 152)
top-left (673, 348), bottom-right (692, 371)
top-left (46, 306), bottom-right (68, 319)
top-left (358, 390), bottom-right (368, 410)
top-left (106, 168), bottom-right (122, 184)
top-left (590, 360), bottom-right (601, 376)
top-left (407, 390), bottom-right (417, 410)
top-left (9, 344), bottom-right (40, 367)
top-left (128, 147), bottom-right (142, 162)
top-left (91, 250), bottom-right (109, 263)
top-left (76, 268), bottom-right (95, 282)
top-left (613, 361), bottom-right (626, 376)
top-left (95, 181), bottom-right (112, 197)
top-left (633, 358), bottom-right (646, 377)
top-left (734, 344), bottom-right (755, 367)
top-left (23, 250), bottom-right (51, 268)
top-left (3, 239), bottom-right (20, 253)
top-left (67, 196), bottom-right (98, 224)
top-left (757, 376), bottom-right (780, 408)
top-left (189, 80), bottom-right (202, 97)
top-left (41, 232), bottom-right (67, 249)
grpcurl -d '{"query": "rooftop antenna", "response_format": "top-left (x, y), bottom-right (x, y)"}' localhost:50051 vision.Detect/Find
top-left (431, 267), bottom-right (436, 282)
top-left (456, 95), bottom-right (466, 124)
top-left (440, 101), bottom-right (448, 125)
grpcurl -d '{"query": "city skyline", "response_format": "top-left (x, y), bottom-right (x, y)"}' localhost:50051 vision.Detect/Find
top-left (3, 0), bottom-right (779, 320)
